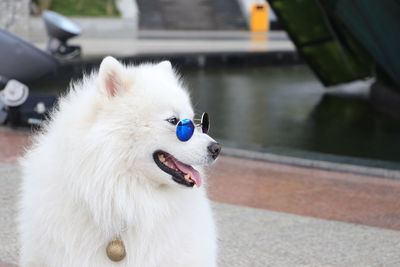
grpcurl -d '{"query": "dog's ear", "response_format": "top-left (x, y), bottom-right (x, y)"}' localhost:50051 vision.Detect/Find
top-left (98, 56), bottom-right (125, 97)
top-left (157, 60), bottom-right (172, 71)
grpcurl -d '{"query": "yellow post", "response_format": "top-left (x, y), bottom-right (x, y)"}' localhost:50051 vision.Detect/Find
top-left (250, 4), bottom-right (270, 32)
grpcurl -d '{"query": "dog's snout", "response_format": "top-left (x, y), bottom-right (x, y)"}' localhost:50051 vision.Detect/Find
top-left (208, 142), bottom-right (221, 159)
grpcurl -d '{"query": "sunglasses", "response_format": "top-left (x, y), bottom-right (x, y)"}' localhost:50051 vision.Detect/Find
top-left (176, 112), bottom-right (210, 142)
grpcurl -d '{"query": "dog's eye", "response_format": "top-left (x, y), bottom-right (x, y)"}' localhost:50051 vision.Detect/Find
top-left (166, 117), bottom-right (179, 125)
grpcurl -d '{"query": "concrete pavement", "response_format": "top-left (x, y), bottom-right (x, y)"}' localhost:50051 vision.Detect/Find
top-left (33, 31), bottom-right (295, 59)
top-left (29, 26), bottom-right (295, 59)
top-left (2, 163), bottom-right (400, 266)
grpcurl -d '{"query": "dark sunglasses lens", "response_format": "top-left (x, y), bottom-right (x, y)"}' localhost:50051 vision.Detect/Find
top-left (201, 112), bottom-right (209, 134)
top-left (176, 119), bottom-right (195, 141)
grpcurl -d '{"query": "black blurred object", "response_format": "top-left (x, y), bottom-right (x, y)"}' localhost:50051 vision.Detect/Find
top-left (0, 101), bottom-right (7, 124)
top-left (6, 94), bottom-right (57, 128)
top-left (43, 10), bottom-right (82, 60)
top-left (0, 79), bottom-right (57, 127)
top-left (0, 29), bottom-right (59, 83)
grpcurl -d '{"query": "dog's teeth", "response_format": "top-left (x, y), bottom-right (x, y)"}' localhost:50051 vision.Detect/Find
top-left (158, 154), bottom-right (166, 162)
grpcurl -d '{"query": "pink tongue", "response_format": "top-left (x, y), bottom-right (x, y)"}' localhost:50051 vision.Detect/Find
top-left (173, 161), bottom-right (202, 187)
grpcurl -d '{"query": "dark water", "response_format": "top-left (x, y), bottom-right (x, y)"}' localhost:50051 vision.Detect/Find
top-left (182, 66), bottom-right (400, 166)
top-left (28, 64), bottom-right (400, 166)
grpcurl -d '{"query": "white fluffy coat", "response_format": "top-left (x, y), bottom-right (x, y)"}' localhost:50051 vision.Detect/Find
top-left (18, 57), bottom-right (218, 267)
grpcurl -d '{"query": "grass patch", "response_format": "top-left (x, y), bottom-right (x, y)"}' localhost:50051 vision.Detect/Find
top-left (35, 0), bottom-right (120, 17)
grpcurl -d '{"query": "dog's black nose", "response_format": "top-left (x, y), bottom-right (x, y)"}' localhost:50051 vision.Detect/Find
top-left (208, 142), bottom-right (221, 159)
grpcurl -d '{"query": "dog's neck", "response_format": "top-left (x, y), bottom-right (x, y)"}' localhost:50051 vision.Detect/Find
top-left (86, 174), bottom-right (197, 238)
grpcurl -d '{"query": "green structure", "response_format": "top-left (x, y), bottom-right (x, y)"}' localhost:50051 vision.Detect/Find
top-left (268, 0), bottom-right (400, 92)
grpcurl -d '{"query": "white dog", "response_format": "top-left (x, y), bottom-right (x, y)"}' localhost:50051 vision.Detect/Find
top-left (18, 57), bottom-right (221, 267)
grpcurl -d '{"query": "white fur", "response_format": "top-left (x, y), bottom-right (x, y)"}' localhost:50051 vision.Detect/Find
top-left (18, 57), bottom-right (218, 267)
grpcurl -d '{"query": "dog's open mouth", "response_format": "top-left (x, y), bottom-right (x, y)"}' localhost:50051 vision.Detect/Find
top-left (153, 150), bottom-right (202, 187)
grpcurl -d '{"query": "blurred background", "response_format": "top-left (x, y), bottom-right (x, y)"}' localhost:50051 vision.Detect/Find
top-left (1, 1), bottom-right (400, 266)
top-left (1, 0), bottom-right (400, 168)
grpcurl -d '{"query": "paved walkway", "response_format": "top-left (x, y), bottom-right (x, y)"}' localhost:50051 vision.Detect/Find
top-left (2, 163), bottom-right (400, 266)
top-left (32, 31), bottom-right (295, 59)
top-left (1, 128), bottom-right (400, 266)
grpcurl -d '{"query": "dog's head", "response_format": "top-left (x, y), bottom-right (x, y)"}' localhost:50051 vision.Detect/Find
top-left (94, 56), bottom-right (221, 188)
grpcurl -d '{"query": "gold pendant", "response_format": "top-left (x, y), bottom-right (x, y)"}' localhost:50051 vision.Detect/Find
top-left (106, 238), bottom-right (126, 262)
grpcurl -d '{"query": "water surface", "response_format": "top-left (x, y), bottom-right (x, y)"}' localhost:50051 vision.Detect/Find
top-left (182, 65), bottom-right (400, 166)
top-left (28, 64), bottom-right (400, 166)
